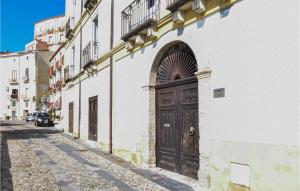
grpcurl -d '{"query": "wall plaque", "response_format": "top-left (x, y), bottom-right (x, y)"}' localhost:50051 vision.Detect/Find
top-left (214, 88), bottom-right (225, 98)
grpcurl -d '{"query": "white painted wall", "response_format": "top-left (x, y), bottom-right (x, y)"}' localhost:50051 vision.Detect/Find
top-left (0, 52), bottom-right (37, 119)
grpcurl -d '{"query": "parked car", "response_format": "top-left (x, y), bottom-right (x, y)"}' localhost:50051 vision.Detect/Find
top-left (35, 112), bottom-right (54, 127)
top-left (26, 112), bottom-right (36, 122)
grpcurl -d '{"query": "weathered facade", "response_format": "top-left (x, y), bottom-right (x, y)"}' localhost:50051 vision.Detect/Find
top-left (1, 15), bottom-right (65, 120)
top-left (59, 0), bottom-right (299, 190)
top-left (0, 51), bottom-right (52, 120)
top-left (48, 46), bottom-right (65, 122)
top-left (26, 15), bottom-right (65, 52)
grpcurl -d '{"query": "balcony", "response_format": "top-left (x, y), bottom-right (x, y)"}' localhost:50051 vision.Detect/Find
top-left (48, 84), bottom-right (56, 93)
top-left (82, 41), bottom-right (100, 70)
top-left (64, 65), bottom-right (75, 83)
top-left (23, 76), bottom-right (29, 83)
top-left (48, 102), bottom-right (53, 110)
top-left (48, 67), bottom-right (53, 77)
top-left (9, 78), bottom-right (18, 85)
top-left (55, 60), bottom-right (62, 70)
top-left (10, 94), bottom-right (18, 100)
top-left (54, 97), bottom-right (62, 109)
top-left (84, 0), bottom-right (98, 10)
top-left (60, 55), bottom-right (64, 66)
top-left (65, 17), bottom-right (75, 39)
top-left (121, 0), bottom-right (160, 42)
top-left (55, 80), bottom-right (63, 91)
top-left (22, 95), bottom-right (30, 102)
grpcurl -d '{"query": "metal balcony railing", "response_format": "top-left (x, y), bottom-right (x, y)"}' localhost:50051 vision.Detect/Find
top-left (65, 17), bottom-right (75, 38)
top-left (84, 0), bottom-right (97, 9)
top-left (10, 94), bottom-right (18, 100)
top-left (23, 76), bottom-right (29, 83)
top-left (121, 0), bottom-right (160, 41)
top-left (82, 41), bottom-right (100, 69)
top-left (166, 0), bottom-right (191, 12)
top-left (55, 80), bottom-right (63, 90)
top-left (64, 65), bottom-right (75, 83)
top-left (9, 78), bottom-right (18, 84)
top-left (22, 95), bottom-right (30, 101)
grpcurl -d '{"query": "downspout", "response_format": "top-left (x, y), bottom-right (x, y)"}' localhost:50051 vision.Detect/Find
top-left (78, 0), bottom-right (83, 138)
top-left (109, 0), bottom-right (114, 154)
top-left (18, 55), bottom-right (21, 119)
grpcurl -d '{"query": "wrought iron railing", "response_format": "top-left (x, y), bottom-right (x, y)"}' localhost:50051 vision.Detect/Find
top-left (10, 94), bottom-right (18, 100)
top-left (65, 17), bottom-right (75, 38)
top-left (121, 0), bottom-right (160, 40)
top-left (82, 41), bottom-right (100, 68)
top-left (84, 0), bottom-right (97, 9)
top-left (23, 76), bottom-right (29, 83)
top-left (64, 65), bottom-right (75, 83)
top-left (8, 78), bottom-right (18, 84)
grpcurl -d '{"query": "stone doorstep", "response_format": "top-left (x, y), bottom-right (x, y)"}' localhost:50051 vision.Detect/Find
top-left (62, 133), bottom-right (207, 191)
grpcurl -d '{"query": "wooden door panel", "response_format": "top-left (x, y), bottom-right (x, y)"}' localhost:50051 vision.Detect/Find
top-left (156, 109), bottom-right (177, 171)
top-left (88, 96), bottom-right (97, 141)
top-left (180, 83), bottom-right (198, 105)
top-left (181, 108), bottom-right (199, 179)
top-left (156, 81), bottom-right (199, 179)
top-left (158, 89), bottom-right (176, 107)
top-left (69, 102), bottom-right (74, 133)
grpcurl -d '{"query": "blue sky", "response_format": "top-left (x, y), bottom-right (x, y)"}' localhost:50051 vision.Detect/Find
top-left (0, 0), bottom-right (65, 52)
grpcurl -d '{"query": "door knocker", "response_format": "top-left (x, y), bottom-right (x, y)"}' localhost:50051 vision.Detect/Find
top-left (189, 126), bottom-right (195, 136)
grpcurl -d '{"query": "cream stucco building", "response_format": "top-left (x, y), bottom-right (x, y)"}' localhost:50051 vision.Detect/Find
top-left (58, 0), bottom-right (299, 190)
top-left (0, 51), bottom-right (52, 120)
top-left (1, 15), bottom-right (65, 120)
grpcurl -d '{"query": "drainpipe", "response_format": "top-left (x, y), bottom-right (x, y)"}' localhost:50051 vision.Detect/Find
top-left (78, 0), bottom-right (83, 138)
top-left (109, 0), bottom-right (114, 154)
top-left (18, 55), bottom-right (21, 120)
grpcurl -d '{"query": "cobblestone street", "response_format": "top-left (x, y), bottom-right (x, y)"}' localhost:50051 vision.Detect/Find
top-left (0, 121), bottom-right (202, 191)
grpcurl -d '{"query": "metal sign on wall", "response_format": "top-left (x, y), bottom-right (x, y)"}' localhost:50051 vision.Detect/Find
top-left (214, 88), bottom-right (225, 98)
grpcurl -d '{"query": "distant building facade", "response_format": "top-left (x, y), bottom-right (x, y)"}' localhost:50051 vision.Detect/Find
top-left (0, 51), bottom-right (52, 120)
top-left (25, 15), bottom-right (65, 51)
top-left (48, 46), bottom-right (65, 122)
top-left (1, 15), bottom-right (65, 120)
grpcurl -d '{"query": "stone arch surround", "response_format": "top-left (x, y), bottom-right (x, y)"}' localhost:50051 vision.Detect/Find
top-left (143, 40), bottom-right (211, 188)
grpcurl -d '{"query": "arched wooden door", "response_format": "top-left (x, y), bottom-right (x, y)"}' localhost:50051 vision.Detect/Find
top-left (155, 43), bottom-right (199, 179)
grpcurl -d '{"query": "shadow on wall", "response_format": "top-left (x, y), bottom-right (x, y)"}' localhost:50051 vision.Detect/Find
top-left (220, 5), bottom-right (232, 19)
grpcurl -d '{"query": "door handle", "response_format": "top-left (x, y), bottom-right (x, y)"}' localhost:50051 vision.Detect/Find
top-left (189, 126), bottom-right (195, 136)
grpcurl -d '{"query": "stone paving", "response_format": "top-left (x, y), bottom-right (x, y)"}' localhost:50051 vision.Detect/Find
top-left (0, 121), bottom-right (202, 191)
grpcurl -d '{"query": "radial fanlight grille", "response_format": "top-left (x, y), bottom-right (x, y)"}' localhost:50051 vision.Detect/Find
top-left (157, 50), bottom-right (197, 84)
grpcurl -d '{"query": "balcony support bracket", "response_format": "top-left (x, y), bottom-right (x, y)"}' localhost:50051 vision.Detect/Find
top-left (172, 10), bottom-right (185, 23)
top-left (147, 27), bottom-right (158, 38)
top-left (135, 35), bottom-right (145, 45)
top-left (192, 0), bottom-right (206, 14)
top-left (125, 41), bottom-right (134, 51)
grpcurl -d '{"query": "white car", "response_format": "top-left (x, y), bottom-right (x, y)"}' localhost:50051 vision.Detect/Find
top-left (26, 112), bottom-right (37, 122)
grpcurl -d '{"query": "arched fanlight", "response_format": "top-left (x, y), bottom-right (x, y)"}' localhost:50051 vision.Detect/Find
top-left (156, 43), bottom-right (197, 84)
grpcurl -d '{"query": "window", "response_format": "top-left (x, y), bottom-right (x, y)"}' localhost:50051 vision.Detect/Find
top-left (25, 68), bottom-right (29, 77)
top-left (25, 88), bottom-right (29, 97)
top-left (72, 46), bottom-right (75, 66)
top-left (60, 34), bottom-right (64, 42)
top-left (148, 0), bottom-right (155, 8)
top-left (49, 36), bottom-right (53, 44)
top-left (12, 89), bottom-right (18, 95)
top-left (11, 70), bottom-right (17, 81)
top-left (11, 101), bottom-right (16, 107)
top-left (93, 16), bottom-right (99, 42)
top-left (25, 103), bottom-right (29, 107)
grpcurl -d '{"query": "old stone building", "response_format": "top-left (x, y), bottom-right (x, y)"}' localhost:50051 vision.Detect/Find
top-left (58, 0), bottom-right (299, 190)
